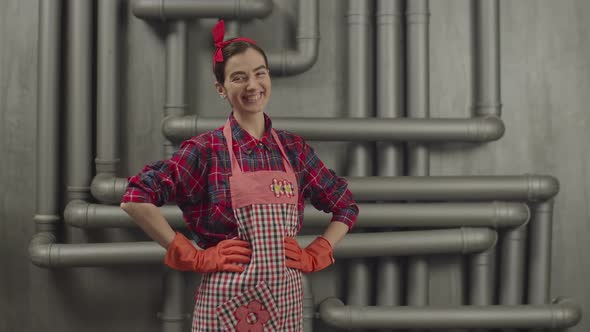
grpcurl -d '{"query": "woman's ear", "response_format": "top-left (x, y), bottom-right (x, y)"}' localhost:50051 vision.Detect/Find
top-left (214, 81), bottom-right (226, 98)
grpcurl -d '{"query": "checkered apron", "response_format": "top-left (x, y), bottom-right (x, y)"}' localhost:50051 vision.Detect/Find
top-left (192, 120), bottom-right (303, 331)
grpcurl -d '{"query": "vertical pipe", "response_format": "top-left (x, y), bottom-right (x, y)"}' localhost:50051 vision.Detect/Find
top-left (527, 200), bottom-right (555, 332)
top-left (96, 0), bottom-right (120, 175)
top-left (498, 224), bottom-right (527, 332)
top-left (224, 20), bottom-right (240, 40)
top-left (67, 0), bottom-right (93, 202)
top-left (405, 0), bottom-right (430, 316)
top-left (160, 20), bottom-right (189, 332)
top-left (469, 246), bottom-right (496, 332)
top-left (159, 270), bottom-right (186, 332)
top-left (375, 2), bottom-right (404, 331)
top-left (164, 21), bottom-right (188, 158)
top-left (346, 0), bottom-right (373, 321)
top-left (35, 0), bottom-right (62, 234)
top-left (473, 0), bottom-right (501, 117)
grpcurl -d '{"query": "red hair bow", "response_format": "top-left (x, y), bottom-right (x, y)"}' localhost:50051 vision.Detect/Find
top-left (212, 19), bottom-right (257, 67)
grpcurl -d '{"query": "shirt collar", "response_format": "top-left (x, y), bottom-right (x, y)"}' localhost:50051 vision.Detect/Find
top-left (229, 112), bottom-right (275, 154)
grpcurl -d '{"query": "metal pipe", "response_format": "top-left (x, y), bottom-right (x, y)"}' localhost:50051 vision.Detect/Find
top-left (318, 297), bottom-right (582, 329)
top-left (64, 200), bottom-right (530, 230)
top-left (527, 200), bottom-right (555, 305)
top-left (92, 174), bottom-right (559, 205)
top-left (66, 0), bottom-right (93, 202)
top-left (132, 0), bottom-right (273, 20)
top-left (498, 224), bottom-right (527, 332)
top-left (405, 0), bottom-right (431, 311)
top-left (375, 0), bottom-right (404, 320)
top-left (469, 246), bottom-right (496, 306)
top-left (29, 0), bottom-right (62, 266)
top-left (473, 0), bottom-right (501, 117)
top-left (267, 0), bottom-right (319, 76)
top-left (96, 0), bottom-right (120, 175)
top-left (302, 274), bottom-right (314, 332)
top-left (158, 270), bottom-right (186, 332)
top-left (162, 115), bottom-right (505, 143)
top-left (345, 0), bottom-right (373, 316)
top-left (29, 228), bottom-right (496, 267)
top-left (163, 21), bottom-right (188, 158)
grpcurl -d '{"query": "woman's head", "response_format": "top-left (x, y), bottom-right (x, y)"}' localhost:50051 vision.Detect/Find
top-left (213, 40), bottom-right (271, 116)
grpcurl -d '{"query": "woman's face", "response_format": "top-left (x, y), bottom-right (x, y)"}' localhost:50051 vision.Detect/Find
top-left (215, 48), bottom-right (271, 116)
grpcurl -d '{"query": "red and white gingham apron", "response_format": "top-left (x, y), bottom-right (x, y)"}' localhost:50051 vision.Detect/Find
top-left (192, 120), bottom-right (303, 331)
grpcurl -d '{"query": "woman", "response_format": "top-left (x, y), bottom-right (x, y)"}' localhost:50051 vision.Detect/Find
top-left (121, 20), bottom-right (358, 331)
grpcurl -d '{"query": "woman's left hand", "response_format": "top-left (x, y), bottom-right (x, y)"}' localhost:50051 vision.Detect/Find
top-left (284, 236), bottom-right (335, 273)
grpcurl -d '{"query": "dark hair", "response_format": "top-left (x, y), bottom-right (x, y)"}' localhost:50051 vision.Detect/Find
top-left (213, 41), bottom-right (269, 85)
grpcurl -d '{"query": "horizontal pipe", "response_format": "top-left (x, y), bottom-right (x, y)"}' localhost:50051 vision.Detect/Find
top-left (92, 174), bottom-right (558, 205)
top-left (319, 297), bottom-right (581, 329)
top-left (29, 228), bottom-right (494, 267)
top-left (65, 201), bottom-right (529, 229)
top-left (132, 0), bottom-right (273, 20)
top-left (162, 115), bottom-right (505, 143)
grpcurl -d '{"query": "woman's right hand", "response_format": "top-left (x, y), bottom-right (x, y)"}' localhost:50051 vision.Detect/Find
top-left (165, 232), bottom-right (252, 273)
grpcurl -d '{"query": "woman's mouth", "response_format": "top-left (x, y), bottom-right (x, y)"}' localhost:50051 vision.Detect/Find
top-left (242, 92), bottom-right (263, 104)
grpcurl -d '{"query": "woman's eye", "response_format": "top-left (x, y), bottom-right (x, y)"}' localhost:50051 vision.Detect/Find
top-left (232, 76), bottom-right (245, 82)
top-left (256, 71), bottom-right (266, 77)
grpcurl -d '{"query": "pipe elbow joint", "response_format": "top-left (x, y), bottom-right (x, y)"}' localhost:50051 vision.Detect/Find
top-left (475, 116), bottom-right (505, 141)
top-left (64, 200), bottom-right (90, 228)
top-left (162, 114), bottom-right (196, 143)
top-left (527, 174), bottom-right (560, 201)
top-left (91, 173), bottom-right (128, 204)
top-left (461, 227), bottom-right (497, 254)
top-left (29, 232), bottom-right (56, 267)
top-left (319, 297), bottom-right (348, 328)
top-left (552, 297), bottom-right (582, 328)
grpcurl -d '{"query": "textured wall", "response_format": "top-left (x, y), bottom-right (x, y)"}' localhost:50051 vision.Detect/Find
top-left (1, 0), bottom-right (588, 331)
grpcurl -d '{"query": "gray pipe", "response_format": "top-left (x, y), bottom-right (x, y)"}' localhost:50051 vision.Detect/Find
top-left (29, 0), bottom-right (62, 265)
top-left (162, 115), bottom-right (505, 143)
top-left (164, 21), bottom-right (188, 158)
top-left (375, 0), bottom-right (404, 320)
top-left (527, 200), bottom-right (554, 305)
top-left (159, 270), bottom-right (187, 332)
top-left (498, 224), bottom-right (527, 332)
top-left (96, 0), bottom-right (120, 175)
top-left (405, 0), bottom-right (431, 312)
top-left (267, 0), bottom-right (319, 76)
top-left (346, 0), bottom-right (373, 316)
top-left (473, 0), bottom-right (501, 117)
top-left (92, 174), bottom-right (558, 205)
top-left (302, 274), bottom-right (314, 332)
top-left (469, 246), bottom-right (496, 306)
top-left (29, 228), bottom-right (495, 267)
top-left (132, 0), bottom-right (273, 20)
top-left (65, 201), bottom-right (530, 229)
top-left (319, 297), bottom-right (581, 329)
top-left (66, 0), bottom-right (93, 202)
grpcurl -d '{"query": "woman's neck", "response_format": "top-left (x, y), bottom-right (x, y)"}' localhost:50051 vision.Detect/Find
top-left (233, 111), bottom-right (265, 139)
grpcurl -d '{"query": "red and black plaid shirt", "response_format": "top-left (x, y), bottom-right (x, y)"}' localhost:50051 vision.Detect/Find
top-left (122, 113), bottom-right (358, 248)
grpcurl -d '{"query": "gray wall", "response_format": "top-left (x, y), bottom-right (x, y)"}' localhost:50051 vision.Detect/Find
top-left (1, 0), bottom-right (588, 331)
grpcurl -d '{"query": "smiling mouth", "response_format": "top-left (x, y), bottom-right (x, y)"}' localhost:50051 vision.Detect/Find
top-left (242, 92), bottom-right (264, 103)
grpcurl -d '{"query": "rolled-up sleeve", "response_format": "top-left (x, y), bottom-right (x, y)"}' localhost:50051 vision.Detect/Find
top-left (121, 140), bottom-right (205, 206)
top-left (299, 141), bottom-right (359, 229)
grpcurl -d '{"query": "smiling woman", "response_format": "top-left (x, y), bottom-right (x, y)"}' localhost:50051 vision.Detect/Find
top-left (120, 19), bottom-right (359, 332)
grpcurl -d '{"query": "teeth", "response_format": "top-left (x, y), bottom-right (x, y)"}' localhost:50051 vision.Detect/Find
top-left (244, 93), bottom-right (262, 103)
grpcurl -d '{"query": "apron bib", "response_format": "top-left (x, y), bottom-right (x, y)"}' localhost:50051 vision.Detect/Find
top-left (192, 120), bottom-right (303, 331)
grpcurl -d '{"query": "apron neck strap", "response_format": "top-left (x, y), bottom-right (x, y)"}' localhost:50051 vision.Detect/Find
top-left (222, 119), bottom-right (294, 175)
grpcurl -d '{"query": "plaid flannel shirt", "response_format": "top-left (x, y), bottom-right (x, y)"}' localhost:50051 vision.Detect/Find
top-left (122, 113), bottom-right (358, 248)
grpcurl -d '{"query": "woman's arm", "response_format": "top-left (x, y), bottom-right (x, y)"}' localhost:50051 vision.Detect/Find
top-left (321, 221), bottom-right (349, 248)
top-left (120, 202), bottom-right (176, 248)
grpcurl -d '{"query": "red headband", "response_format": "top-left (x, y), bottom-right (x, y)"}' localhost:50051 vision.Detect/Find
top-left (212, 19), bottom-right (257, 68)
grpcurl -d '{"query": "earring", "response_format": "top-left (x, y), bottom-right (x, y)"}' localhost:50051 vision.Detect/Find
top-left (220, 95), bottom-right (226, 99)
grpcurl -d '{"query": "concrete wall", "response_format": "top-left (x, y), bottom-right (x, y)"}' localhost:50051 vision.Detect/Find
top-left (1, 0), bottom-right (588, 331)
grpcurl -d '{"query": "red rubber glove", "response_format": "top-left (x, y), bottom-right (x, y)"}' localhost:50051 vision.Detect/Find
top-left (164, 232), bottom-right (252, 273)
top-left (284, 236), bottom-right (335, 273)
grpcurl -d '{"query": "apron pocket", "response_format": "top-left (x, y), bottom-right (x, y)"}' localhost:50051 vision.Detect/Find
top-left (216, 281), bottom-right (281, 332)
